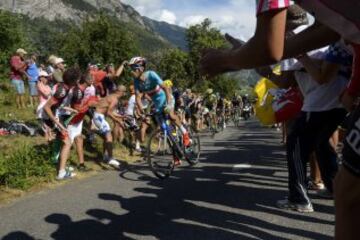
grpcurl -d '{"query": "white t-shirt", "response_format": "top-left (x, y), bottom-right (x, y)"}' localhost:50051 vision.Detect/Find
top-left (281, 43), bottom-right (352, 112)
top-left (126, 95), bottom-right (136, 116)
top-left (294, 71), bottom-right (347, 112)
top-left (84, 85), bottom-right (96, 99)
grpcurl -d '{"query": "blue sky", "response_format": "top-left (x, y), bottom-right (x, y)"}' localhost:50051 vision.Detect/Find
top-left (121, 0), bottom-right (257, 40)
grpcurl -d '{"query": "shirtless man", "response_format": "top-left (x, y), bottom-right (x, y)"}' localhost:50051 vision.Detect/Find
top-left (93, 85), bottom-right (127, 167)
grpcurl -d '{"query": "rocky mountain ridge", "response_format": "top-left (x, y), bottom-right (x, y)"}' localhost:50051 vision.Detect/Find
top-left (0, 0), bottom-right (187, 49)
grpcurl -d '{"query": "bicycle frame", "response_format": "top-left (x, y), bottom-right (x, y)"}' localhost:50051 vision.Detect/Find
top-left (154, 113), bottom-right (183, 158)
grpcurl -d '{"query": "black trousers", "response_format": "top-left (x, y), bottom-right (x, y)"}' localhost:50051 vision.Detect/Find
top-left (286, 108), bottom-right (347, 204)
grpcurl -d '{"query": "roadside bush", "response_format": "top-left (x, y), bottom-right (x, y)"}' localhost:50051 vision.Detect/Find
top-left (0, 144), bottom-right (55, 190)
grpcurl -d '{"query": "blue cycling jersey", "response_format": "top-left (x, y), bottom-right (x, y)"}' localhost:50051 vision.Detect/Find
top-left (134, 71), bottom-right (166, 112)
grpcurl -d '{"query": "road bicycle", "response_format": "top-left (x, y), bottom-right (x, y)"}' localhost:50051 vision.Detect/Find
top-left (146, 112), bottom-right (201, 179)
top-left (232, 107), bottom-right (241, 127)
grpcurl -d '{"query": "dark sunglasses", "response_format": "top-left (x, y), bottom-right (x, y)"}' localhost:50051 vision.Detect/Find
top-left (130, 64), bottom-right (141, 71)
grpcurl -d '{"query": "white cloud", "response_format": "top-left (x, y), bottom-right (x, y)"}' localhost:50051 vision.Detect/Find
top-left (156, 9), bottom-right (177, 24)
top-left (122, 0), bottom-right (257, 40)
top-left (179, 15), bottom-right (206, 27)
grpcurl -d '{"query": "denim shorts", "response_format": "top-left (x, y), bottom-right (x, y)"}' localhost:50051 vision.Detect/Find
top-left (11, 79), bottom-right (25, 94)
top-left (29, 81), bottom-right (38, 96)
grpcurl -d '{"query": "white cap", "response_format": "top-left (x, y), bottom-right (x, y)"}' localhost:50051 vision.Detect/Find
top-left (280, 47), bottom-right (329, 71)
top-left (54, 58), bottom-right (64, 65)
top-left (38, 70), bottom-right (49, 78)
top-left (16, 48), bottom-right (27, 55)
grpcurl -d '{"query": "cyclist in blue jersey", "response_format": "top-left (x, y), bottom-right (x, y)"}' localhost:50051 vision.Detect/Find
top-left (129, 57), bottom-right (191, 156)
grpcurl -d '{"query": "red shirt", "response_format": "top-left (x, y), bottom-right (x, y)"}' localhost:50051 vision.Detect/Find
top-left (90, 70), bottom-right (107, 86)
top-left (10, 55), bottom-right (26, 80)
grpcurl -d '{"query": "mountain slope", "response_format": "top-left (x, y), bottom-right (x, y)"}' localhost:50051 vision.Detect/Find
top-left (0, 0), bottom-right (187, 50)
top-left (143, 17), bottom-right (188, 51)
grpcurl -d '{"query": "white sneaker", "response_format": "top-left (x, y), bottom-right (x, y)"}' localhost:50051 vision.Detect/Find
top-left (135, 147), bottom-right (145, 153)
top-left (276, 198), bottom-right (314, 213)
top-left (56, 171), bottom-right (76, 180)
top-left (308, 181), bottom-right (325, 190)
top-left (108, 159), bottom-right (120, 167)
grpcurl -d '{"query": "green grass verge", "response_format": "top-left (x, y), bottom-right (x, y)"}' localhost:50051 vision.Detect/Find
top-left (0, 83), bottom-right (142, 192)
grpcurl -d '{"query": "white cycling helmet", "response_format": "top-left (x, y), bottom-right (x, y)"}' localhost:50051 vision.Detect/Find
top-left (129, 57), bottom-right (147, 67)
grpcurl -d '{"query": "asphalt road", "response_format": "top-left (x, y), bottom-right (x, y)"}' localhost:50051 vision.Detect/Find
top-left (0, 120), bottom-right (334, 240)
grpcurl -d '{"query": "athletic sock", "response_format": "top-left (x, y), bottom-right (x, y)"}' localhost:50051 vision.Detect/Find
top-left (180, 125), bottom-right (187, 135)
top-left (135, 140), bottom-right (140, 149)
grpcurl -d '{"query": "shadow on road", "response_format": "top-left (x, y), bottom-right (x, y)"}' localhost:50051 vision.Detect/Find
top-left (4, 120), bottom-right (334, 240)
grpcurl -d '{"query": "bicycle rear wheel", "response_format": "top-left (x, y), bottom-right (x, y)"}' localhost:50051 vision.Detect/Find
top-left (185, 128), bottom-right (201, 166)
top-left (146, 129), bottom-right (176, 179)
top-left (233, 112), bottom-right (240, 127)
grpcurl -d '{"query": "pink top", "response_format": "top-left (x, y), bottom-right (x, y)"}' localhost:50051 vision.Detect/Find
top-left (37, 81), bottom-right (51, 103)
top-left (10, 55), bottom-right (25, 80)
top-left (256, 0), bottom-right (290, 16)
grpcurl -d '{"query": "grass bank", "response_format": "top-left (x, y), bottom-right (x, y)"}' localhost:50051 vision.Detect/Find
top-left (0, 83), bottom-right (141, 204)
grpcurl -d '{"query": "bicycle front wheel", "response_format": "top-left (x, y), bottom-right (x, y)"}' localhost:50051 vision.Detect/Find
top-left (146, 129), bottom-right (175, 179)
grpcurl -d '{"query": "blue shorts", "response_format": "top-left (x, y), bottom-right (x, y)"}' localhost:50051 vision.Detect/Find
top-left (11, 79), bottom-right (25, 95)
top-left (29, 82), bottom-right (38, 96)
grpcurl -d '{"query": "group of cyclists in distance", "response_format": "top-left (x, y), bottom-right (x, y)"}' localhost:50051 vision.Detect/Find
top-left (9, 52), bottom-right (251, 181)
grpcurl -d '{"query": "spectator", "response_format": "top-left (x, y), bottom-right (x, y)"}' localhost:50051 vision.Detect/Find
top-left (36, 70), bottom-right (53, 141)
top-left (26, 53), bottom-right (40, 107)
top-left (43, 67), bottom-right (81, 180)
top-left (126, 84), bottom-right (143, 152)
top-left (52, 57), bottom-right (65, 83)
top-left (10, 48), bottom-right (28, 109)
top-left (83, 73), bottom-right (96, 101)
top-left (103, 61), bottom-right (128, 96)
top-left (46, 55), bottom-right (58, 87)
top-left (82, 73), bottom-right (97, 143)
top-left (47, 55), bottom-right (57, 75)
top-left (60, 73), bottom-right (96, 173)
top-left (89, 64), bottom-right (107, 97)
top-left (93, 85), bottom-right (128, 167)
top-left (257, 45), bottom-right (351, 212)
top-left (37, 71), bottom-right (52, 105)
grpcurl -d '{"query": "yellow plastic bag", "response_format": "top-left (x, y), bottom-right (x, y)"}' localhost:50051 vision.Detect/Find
top-left (254, 78), bottom-right (279, 125)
